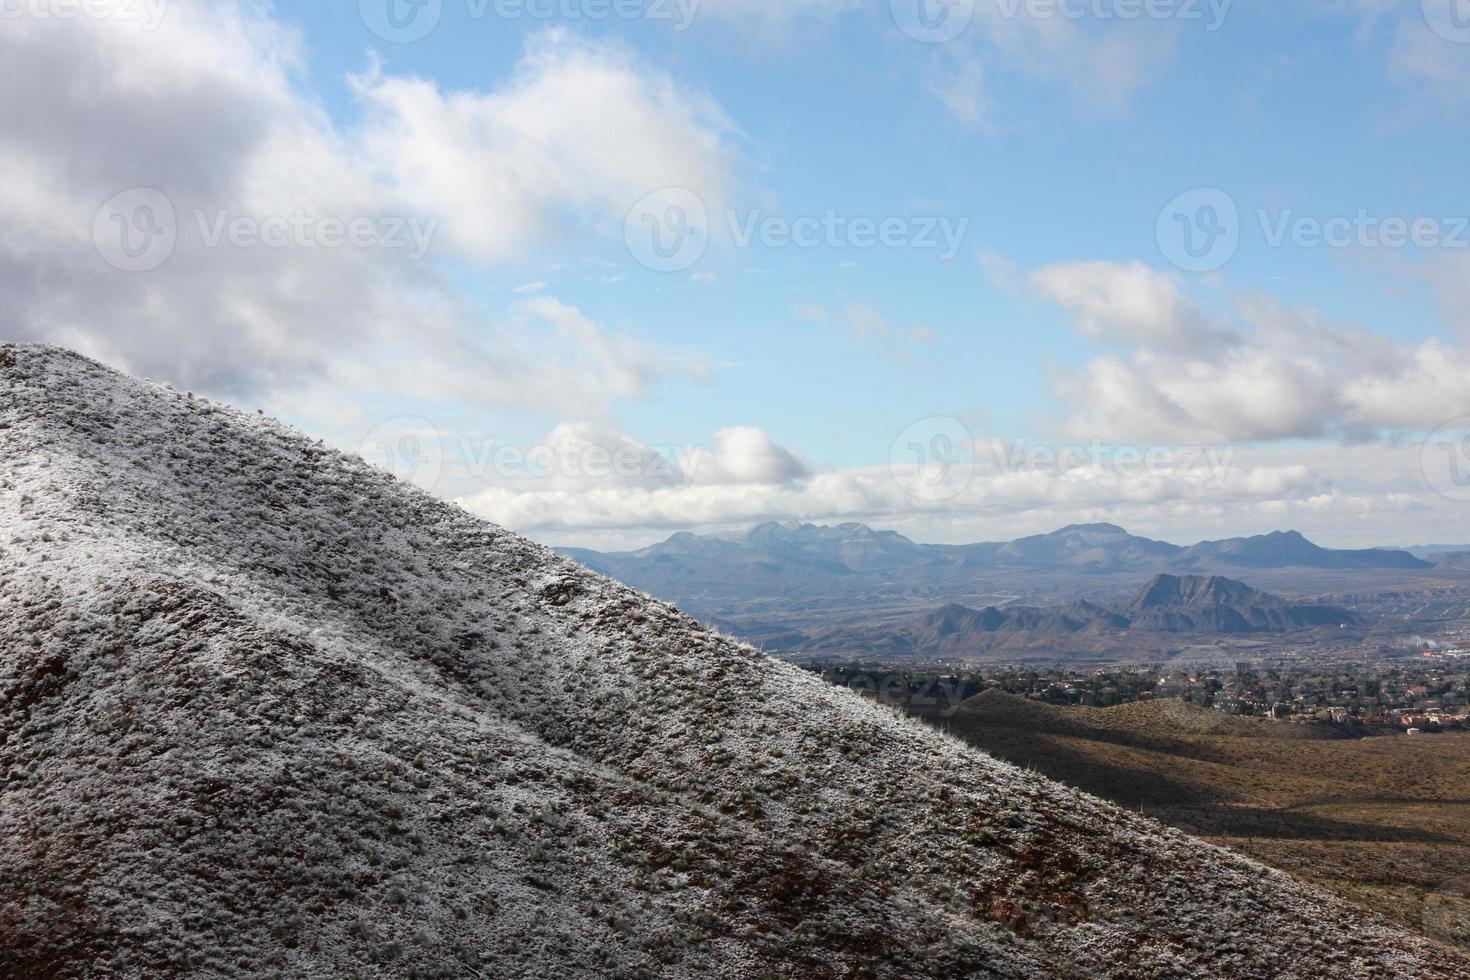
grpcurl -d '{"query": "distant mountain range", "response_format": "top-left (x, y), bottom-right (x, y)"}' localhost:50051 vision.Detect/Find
top-left (558, 522), bottom-right (1440, 661)
top-left (561, 520), bottom-right (1432, 602)
top-left (1407, 544), bottom-right (1470, 557)
top-left (791, 574), bottom-right (1359, 659)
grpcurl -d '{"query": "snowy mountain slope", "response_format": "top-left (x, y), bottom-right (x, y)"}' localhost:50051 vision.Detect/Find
top-left (1, 344), bottom-right (1465, 979)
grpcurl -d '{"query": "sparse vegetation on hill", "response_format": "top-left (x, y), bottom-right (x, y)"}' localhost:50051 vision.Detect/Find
top-left (921, 690), bottom-right (1470, 952)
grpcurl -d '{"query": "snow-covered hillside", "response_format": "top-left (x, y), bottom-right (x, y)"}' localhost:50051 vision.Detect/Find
top-left (1, 343), bottom-right (1463, 979)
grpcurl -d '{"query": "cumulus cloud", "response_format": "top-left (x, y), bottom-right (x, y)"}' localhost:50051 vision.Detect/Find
top-left (1032, 261), bottom-right (1470, 443)
top-left (0, 4), bottom-right (731, 413)
top-left (697, 427), bottom-right (812, 485)
top-left (1031, 260), bottom-right (1232, 351)
top-left (350, 31), bottom-right (733, 263)
top-left (445, 421), bottom-right (807, 493)
top-left (450, 422), bottom-right (811, 527)
top-left (451, 426), bottom-right (1460, 551)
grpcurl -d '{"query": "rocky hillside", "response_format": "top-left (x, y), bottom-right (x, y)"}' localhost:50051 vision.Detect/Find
top-left (1122, 574), bottom-right (1357, 634)
top-left (2, 344), bottom-right (1465, 978)
top-left (794, 574), bottom-right (1357, 659)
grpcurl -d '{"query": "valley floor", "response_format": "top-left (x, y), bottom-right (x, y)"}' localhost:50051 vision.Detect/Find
top-left (915, 693), bottom-right (1470, 951)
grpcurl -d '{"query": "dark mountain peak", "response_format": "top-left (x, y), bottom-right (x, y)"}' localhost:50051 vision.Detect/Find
top-left (1053, 522), bottom-right (1131, 537)
top-left (1119, 573), bottom-right (1359, 634)
top-left (743, 520), bottom-right (913, 543)
top-left (1126, 573), bottom-right (1264, 612)
top-left (834, 521), bottom-right (875, 533)
top-left (917, 603), bottom-right (1004, 636)
top-left (991, 523), bottom-right (1182, 571)
top-left (743, 519), bottom-right (803, 537)
top-left (1180, 530), bottom-right (1429, 570)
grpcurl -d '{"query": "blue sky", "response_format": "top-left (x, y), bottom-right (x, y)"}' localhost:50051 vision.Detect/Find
top-left (4, 0), bottom-right (1470, 548)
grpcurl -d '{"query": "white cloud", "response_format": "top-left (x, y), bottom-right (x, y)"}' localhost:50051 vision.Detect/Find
top-left (0, 4), bottom-right (731, 415)
top-left (451, 422), bottom-right (812, 529)
top-left (447, 421), bottom-right (808, 493)
top-left (1424, 257), bottom-right (1470, 341)
top-left (350, 30), bottom-right (734, 264)
top-left (1032, 261), bottom-right (1470, 443)
top-left (319, 297), bottom-right (704, 421)
top-left (697, 426), bottom-right (811, 485)
top-left (1031, 260), bottom-right (1230, 351)
top-left (453, 428), bottom-right (1463, 552)
top-left (1342, 338), bottom-right (1470, 429)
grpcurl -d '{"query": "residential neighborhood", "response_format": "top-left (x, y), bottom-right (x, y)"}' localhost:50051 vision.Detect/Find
top-left (813, 653), bottom-right (1470, 729)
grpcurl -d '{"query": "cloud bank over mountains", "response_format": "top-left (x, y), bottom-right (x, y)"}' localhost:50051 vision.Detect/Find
top-left (442, 421), bottom-right (1456, 552)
